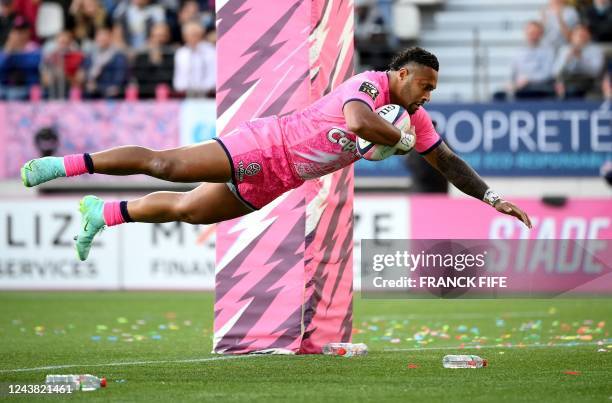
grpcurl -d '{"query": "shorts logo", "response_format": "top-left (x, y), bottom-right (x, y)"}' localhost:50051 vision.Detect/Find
top-left (237, 161), bottom-right (261, 182)
top-left (359, 81), bottom-right (379, 101)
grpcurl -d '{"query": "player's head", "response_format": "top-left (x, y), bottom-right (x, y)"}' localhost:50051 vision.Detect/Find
top-left (182, 20), bottom-right (204, 47)
top-left (524, 21), bottom-right (544, 46)
top-left (55, 30), bottom-right (73, 50)
top-left (570, 24), bottom-right (592, 47)
top-left (388, 47), bottom-right (438, 114)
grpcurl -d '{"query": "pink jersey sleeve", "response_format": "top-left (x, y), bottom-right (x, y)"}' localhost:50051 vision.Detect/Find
top-left (411, 107), bottom-right (442, 154)
top-left (340, 73), bottom-right (385, 111)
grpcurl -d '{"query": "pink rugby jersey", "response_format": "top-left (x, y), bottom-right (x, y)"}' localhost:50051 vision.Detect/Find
top-left (217, 71), bottom-right (442, 210)
top-left (279, 70), bottom-right (442, 180)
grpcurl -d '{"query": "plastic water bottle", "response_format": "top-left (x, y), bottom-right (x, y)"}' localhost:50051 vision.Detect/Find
top-left (45, 375), bottom-right (107, 391)
top-left (442, 355), bottom-right (488, 368)
top-left (322, 343), bottom-right (368, 357)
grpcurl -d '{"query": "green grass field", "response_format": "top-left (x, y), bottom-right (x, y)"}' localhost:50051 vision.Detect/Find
top-left (0, 292), bottom-right (610, 402)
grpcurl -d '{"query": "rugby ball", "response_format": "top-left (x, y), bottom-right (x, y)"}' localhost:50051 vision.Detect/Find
top-left (356, 104), bottom-right (411, 161)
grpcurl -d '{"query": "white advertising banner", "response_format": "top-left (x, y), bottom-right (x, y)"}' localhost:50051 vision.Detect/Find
top-left (0, 199), bottom-right (121, 289)
top-left (121, 222), bottom-right (216, 289)
top-left (353, 195), bottom-right (410, 290)
top-left (0, 195), bottom-right (409, 290)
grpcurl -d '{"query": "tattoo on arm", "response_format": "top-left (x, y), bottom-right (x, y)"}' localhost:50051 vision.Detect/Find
top-left (434, 146), bottom-right (488, 200)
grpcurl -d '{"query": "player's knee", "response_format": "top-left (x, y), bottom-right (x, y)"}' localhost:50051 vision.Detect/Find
top-left (175, 196), bottom-right (212, 225)
top-left (148, 152), bottom-right (177, 181)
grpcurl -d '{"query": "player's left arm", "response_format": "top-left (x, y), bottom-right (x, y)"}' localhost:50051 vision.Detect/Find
top-left (423, 142), bottom-right (532, 228)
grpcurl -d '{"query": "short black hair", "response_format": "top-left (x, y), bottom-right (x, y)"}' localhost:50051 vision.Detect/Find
top-left (389, 47), bottom-right (439, 72)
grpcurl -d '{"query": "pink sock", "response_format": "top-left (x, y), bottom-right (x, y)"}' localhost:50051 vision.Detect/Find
top-left (63, 154), bottom-right (88, 177)
top-left (103, 201), bottom-right (125, 227)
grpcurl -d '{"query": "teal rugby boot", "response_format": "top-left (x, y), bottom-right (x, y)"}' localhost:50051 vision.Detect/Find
top-left (75, 195), bottom-right (106, 261)
top-left (21, 157), bottom-right (66, 187)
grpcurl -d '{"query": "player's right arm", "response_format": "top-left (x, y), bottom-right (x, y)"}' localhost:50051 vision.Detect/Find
top-left (343, 100), bottom-right (403, 146)
top-left (424, 142), bottom-right (532, 228)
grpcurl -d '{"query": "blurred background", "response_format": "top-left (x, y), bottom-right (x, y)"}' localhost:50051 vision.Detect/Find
top-left (0, 0), bottom-right (610, 291)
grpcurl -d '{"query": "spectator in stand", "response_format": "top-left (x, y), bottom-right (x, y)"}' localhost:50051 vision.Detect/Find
top-left (554, 24), bottom-right (605, 98)
top-left (12, 0), bottom-right (39, 42)
top-left (131, 22), bottom-right (174, 98)
top-left (508, 21), bottom-right (556, 99)
top-left (602, 59), bottom-right (612, 100)
top-left (112, 0), bottom-right (165, 51)
top-left (81, 25), bottom-right (127, 98)
top-left (172, 20), bottom-right (214, 97)
top-left (582, 0), bottom-right (612, 42)
top-left (194, 0), bottom-right (214, 11)
top-left (0, 0), bottom-right (18, 48)
top-left (40, 30), bottom-right (83, 99)
top-left (2, 16), bottom-right (38, 52)
top-left (178, 0), bottom-right (213, 31)
top-left (156, 0), bottom-right (180, 44)
top-left (0, 16), bottom-right (40, 99)
top-left (354, 0), bottom-right (394, 71)
top-left (171, 0), bottom-right (211, 44)
top-left (541, 0), bottom-right (580, 50)
top-left (157, 0), bottom-right (178, 12)
top-left (354, 0), bottom-right (389, 44)
top-left (68, 0), bottom-right (110, 52)
top-left (98, 0), bottom-right (120, 15)
top-left (569, 0), bottom-right (592, 15)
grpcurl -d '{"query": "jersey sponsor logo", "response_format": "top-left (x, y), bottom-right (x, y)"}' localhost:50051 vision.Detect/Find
top-left (327, 128), bottom-right (357, 153)
top-left (359, 81), bottom-right (379, 101)
top-left (237, 161), bottom-right (261, 182)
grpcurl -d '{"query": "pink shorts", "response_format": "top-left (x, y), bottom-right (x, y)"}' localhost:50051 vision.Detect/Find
top-left (214, 118), bottom-right (304, 210)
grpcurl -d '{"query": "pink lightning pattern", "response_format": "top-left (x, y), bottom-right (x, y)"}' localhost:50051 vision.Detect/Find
top-left (214, 0), bottom-right (354, 354)
top-left (301, 0), bottom-right (355, 353)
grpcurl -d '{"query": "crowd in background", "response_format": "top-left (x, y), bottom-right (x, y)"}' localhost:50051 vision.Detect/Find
top-left (2, 0), bottom-right (611, 101)
top-left (354, 0), bottom-right (612, 101)
top-left (0, 0), bottom-right (216, 100)
top-left (500, 0), bottom-right (612, 100)
top-left (350, 0), bottom-right (612, 193)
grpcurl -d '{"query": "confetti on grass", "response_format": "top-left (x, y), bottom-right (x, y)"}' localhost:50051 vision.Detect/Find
top-left (356, 311), bottom-right (609, 350)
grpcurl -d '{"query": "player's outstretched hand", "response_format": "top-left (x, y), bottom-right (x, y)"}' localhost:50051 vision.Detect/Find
top-left (495, 200), bottom-right (532, 229)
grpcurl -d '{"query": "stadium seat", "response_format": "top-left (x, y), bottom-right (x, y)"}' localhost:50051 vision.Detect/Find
top-left (415, 0), bottom-right (547, 100)
top-left (392, 3), bottom-right (421, 41)
top-left (397, 0), bottom-right (445, 5)
top-left (36, 2), bottom-right (65, 40)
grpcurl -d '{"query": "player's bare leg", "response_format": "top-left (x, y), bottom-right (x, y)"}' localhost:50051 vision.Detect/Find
top-left (127, 183), bottom-right (252, 224)
top-left (89, 141), bottom-right (232, 183)
top-left (21, 140), bottom-right (231, 186)
top-left (19, 140), bottom-right (252, 260)
top-left (76, 183), bottom-right (252, 261)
